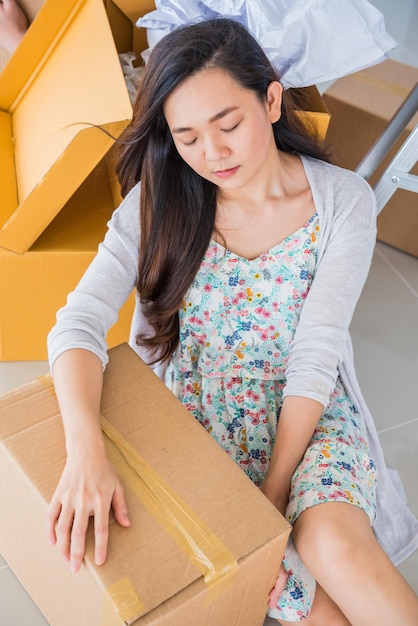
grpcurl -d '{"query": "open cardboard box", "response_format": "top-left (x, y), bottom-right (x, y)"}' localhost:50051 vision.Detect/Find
top-left (323, 59), bottom-right (418, 257)
top-left (0, 343), bottom-right (291, 626)
top-left (0, 165), bottom-right (136, 361)
top-left (0, 0), bottom-right (151, 360)
top-left (0, 0), bottom-right (132, 255)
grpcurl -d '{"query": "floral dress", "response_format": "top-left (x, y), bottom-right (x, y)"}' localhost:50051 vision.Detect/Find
top-left (165, 214), bottom-right (377, 622)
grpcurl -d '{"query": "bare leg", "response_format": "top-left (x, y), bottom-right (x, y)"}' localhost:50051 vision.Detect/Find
top-left (277, 583), bottom-right (351, 625)
top-left (291, 502), bottom-right (418, 626)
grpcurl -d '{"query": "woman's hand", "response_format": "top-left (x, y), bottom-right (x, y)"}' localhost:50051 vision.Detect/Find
top-left (261, 481), bottom-right (290, 609)
top-left (269, 564), bottom-right (288, 609)
top-left (0, 0), bottom-right (28, 54)
top-left (46, 440), bottom-right (130, 573)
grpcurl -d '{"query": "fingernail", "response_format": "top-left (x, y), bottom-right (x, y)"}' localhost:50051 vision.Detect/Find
top-left (70, 562), bottom-right (78, 573)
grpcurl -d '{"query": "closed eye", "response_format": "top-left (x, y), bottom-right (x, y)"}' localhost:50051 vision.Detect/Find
top-left (181, 121), bottom-right (241, 146)
top-left (221, 121), bottom-right (241, 133)
top-left (182, 138), bottom-right (197, 146)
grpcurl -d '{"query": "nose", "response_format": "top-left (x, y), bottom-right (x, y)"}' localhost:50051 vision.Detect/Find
top-left (204, 135), bottom-right (230, 162)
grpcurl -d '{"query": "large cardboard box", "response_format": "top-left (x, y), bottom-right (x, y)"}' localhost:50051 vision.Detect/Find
top-left (0, 0), bottom-right (148, 360)
top-left (323, 59), bottom-right (418, 257)
top-left (0, 0), bottom-right (132, 254)
top-left (0, 343), bottom-right (291, 626)
top-left (0, 165), bottom-right (136, 361)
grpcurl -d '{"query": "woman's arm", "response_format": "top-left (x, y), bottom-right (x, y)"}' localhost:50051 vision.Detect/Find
top-left (46, 185), bottom-right (141, 571)
top-left (261, 396), bottom-right (323, 514)
top-left (284, 168), bottom-right (377, 407)
top-left (263, 169), bottom-right (377, 512)
top-left (46, 349), bottom-right (130, 573)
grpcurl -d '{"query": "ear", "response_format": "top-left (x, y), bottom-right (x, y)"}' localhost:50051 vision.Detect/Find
top-left (266, 81), bottom-right (283, 123)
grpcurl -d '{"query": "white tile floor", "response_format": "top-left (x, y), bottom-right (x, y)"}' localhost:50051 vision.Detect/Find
top-left (1, 1), bottom-right (417, 624)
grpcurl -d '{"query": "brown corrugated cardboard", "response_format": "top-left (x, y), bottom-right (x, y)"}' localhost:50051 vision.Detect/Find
top-left (0, 343), bottom-right (291, 626)
top-left (323, 59), bottom-right (418, 257)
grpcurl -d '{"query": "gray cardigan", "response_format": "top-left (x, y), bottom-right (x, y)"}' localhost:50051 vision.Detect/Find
top-left (48, 155), bottom-right (418, 565)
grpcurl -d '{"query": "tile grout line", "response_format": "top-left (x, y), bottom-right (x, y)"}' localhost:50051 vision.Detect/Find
top-left (375, 246), bottom-right (418, 299)
top-left (378, 417), bottom-right (418, 434)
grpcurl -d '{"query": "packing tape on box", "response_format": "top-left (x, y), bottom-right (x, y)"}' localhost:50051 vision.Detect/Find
top-left (102, 577), bottom-right (145, 626)
top-left (101, 415), bottom-right (238, 590)
top-left (38, 374), bottom-right (238, 619)
top-left (352, 72), bottom-right (411, 99)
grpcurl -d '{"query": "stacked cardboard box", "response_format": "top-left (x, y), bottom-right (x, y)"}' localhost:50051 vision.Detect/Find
top-left (0, 0), bottom-right (141, 360)
top-left (0, 343), bottom-right (291, 625)
top-left (323, 59), bottom-right (418, 257)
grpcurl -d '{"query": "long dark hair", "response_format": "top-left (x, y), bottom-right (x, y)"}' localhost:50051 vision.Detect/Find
top-left (116, 18), bottom-right (330, 363)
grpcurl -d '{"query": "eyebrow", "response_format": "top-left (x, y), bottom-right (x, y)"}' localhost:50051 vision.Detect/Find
top-left (171, 106), bottom-right (239, 133)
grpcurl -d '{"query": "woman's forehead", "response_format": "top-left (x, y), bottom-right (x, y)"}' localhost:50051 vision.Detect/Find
top-left (164, 68), bottom-right (254, 125)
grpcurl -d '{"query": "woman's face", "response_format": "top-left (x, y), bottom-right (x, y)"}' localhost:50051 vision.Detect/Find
top-left (163, 68), bottom-right (282, 196)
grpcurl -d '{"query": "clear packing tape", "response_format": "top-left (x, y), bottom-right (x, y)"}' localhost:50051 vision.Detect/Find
top-left (38, 375), bottom-right (238, 623)
top-left (137, 0), bottom-right (398, 89)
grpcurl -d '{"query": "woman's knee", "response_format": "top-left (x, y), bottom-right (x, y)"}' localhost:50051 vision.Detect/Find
top-left (292, 502), bottom-right (374, 568)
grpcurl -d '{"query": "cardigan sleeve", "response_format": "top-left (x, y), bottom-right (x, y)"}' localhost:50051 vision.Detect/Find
top-left (283, 168), bottom-right (377, 406)
top-left (47, 184), bottom-right (141, 370)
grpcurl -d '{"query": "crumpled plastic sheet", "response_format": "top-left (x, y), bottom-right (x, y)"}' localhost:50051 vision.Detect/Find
top-left (136, 0), bottom-right (397, 88)
top-left (119, 52), bottom-right (144, 104)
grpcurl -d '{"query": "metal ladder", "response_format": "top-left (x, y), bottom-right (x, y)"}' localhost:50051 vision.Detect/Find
top-left (355, 82), bottom-right (418, 214)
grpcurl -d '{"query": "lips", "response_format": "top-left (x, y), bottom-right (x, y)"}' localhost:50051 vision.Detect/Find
top-left (213, 166), bottom-right (240, 179)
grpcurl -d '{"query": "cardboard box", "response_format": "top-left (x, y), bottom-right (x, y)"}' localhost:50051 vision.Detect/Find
top-left (323, 59), bottom-right (418, 257)
top-left (106, 0), bottom-right (155, 63)
top-left (0, 343), bottom-right (291, 626)
top-left (291, 85), bottom-right (330, 142)
top-left (0, 0), bottom-right (132, 255)
top-left (0, 0), bottom-right (154, 360)
top-left (0, 165), bottom-right (135, 361)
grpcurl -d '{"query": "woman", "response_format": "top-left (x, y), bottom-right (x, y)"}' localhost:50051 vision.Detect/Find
top-left (46, 18), bottom-right (418, 625)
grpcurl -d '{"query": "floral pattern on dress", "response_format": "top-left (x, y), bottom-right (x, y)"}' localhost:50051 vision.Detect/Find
top-left (165, 214), bottom-right (377, 622)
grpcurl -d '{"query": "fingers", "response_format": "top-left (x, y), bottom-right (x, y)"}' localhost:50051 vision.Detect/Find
top-left (93, 500), bottom-right (110, 567)
top-left (46, 497), bottom-right (61, 546)
top-left (47, 497), bottom-right (106, 572)
top-left (112, 481), bottom-right (131, 529)
top-left (69, 509), bottom-right (91, 573)
top-left (46, 465), bottom-right (130, 573)
top-left (268, 564), bottom-right (288, 609)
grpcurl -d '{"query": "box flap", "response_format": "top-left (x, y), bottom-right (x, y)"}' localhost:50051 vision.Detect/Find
top-left (0, 111), bottom-right (17, 225)
top-left (0, 0), bottom-right (132, 254)
top-left (111, 0), bottom-right (156, 23)
top-left (0, 344), bottom-right (289, 622)
top-left (109, 0), bottom-right (156, 60)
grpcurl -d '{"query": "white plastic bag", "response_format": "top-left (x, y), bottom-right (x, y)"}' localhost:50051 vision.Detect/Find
top-left (136, 0), bottom-right (397, 88)
top-left (119, 52), bottom-right (144, 104)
